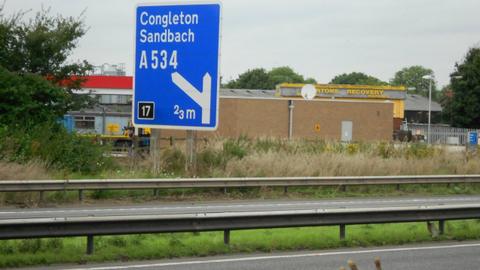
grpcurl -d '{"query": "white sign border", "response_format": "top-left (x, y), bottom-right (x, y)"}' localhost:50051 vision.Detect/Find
top-left (131, 1), bottom-right (222, 131)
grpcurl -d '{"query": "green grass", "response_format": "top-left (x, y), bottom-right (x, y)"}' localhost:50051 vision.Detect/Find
top-left (1, 220), bottom-right (480, 268)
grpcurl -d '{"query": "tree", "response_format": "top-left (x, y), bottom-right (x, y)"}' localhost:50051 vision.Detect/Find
top-left (0, 66), bottom-right (67, 126)
top-left (0, 7), bottom-right (109, 173)
top-left (267, 66), bottom-right (305, 86)
top-left (225, 68), bottom-right (271, 89)
top-left (390, 66), bottom-right (437, 99)
top-left (226, 66), bottom-right (315, 90)
top-left (304, 77), bottom-right (317, 84)
top-left (0, 6), bottom-right (92, 124)
top-left (329, 72), bottom-right (387, 85)
top-left (438, 84), bottom-right (453, 123)
top-left (442, 47), bottom-right (480, 128)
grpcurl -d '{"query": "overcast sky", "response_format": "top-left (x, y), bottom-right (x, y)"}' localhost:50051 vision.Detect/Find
top-left (3, 0), bottom-right (480, 87)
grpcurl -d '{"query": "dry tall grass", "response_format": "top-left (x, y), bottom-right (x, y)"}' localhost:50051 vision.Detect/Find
top-left (0, 161), bottom-right (51, 207)
top-left (186, 138), bottom-right (480, 177)
top-left (223, 151), bottom-right (479, 177)
top-left (0, 161), bottom-right (50, 180)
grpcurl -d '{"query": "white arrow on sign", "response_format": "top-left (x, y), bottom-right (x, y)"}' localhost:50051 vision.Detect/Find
top-left (171, 72), bottom-right (211, 125)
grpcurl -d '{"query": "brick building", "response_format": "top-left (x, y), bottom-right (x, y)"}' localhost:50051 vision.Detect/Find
top-left (69, 76), bottom-right (400, 142)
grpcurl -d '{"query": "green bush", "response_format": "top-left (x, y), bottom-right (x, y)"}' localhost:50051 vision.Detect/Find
top-left (300, 139), bottom-right (326, 154)
top-left (18, 239), bottom-right (42, 253)
top-left (346, 143), bottom-right (359, 155)
top-left (197, 148), bottom-right (224, 175)
top-left (90, 190), bottom-right (115, 200)
top-left (404, 143), bottom-right (435, 159)
top-left (254, 138), bottom-right (284, 153)
top-left (45, 238), bottom-right (63, 250)
top-left (198, 149), bottom-right (224, 167)
top-left (107, 236), bottom-right (127, 248)
top-left (0, 240), bottom-right (15, 254)
top-left (161, 147), bottom-right (186, 175)
top-left (223, 137), bottom-right (249, 159)
top-left (0, 122), bottom-right (112, 174)
top-left (376, 142), bottom-right (395, 158)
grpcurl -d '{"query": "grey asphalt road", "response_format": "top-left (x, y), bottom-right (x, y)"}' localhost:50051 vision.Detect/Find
top-left (1, 195), bottom-right (480, 220)
top-left (15, 241), bottom-right (480, 270)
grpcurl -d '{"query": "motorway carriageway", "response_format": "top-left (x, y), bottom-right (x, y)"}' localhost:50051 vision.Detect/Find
top-left (14, 241), bottom-right (480, 270)
top-left (1, 195), bottom-right (480, 220)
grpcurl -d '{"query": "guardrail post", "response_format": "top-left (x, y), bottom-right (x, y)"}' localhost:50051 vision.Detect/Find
top-left (284, 186), bottom-right (288, 194)
top-left (224, 229), bottom-right (230, 245)
top-left (86, 235), bottom-right (94, 255)
top-left (439, 220), bottom-right (445, 235)
top-left (340, 185), bottom-right (347, 192)
top-left (39, 191), bottom-right (44, 204)
top-left (78, 190), bottom-right (83, 202)
top-left (153, 189), bottom-right (159, 197)
top-left (223, 187), bottom-right (228, 194)
top-left (427, 221), bottom-right (439, 237)
top-left (339, 224), bottom-right (346, 240)
top-left (396, 184), bottom-right (401, 191)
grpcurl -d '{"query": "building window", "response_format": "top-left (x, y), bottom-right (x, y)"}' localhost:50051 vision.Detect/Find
top-left (74, 116), bottom-right (95, 129)
top-left (99, 94), bottom-right (130, 104)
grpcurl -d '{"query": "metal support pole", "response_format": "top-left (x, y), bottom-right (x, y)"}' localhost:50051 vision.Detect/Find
top-left (78, 190), bottom-right (83, 202)
top-left (341, 185), bottom-right (347, 192)
top-left (153, 189), bottom-right (159, 197)
top-left (427, 78), bottom-right (432, 144)
top-left (288, 100), bottom-right (294, 139)
top-left (86, 235), bottom-right (94, 255)
top-left (339, 224), bottom-right (346, 240)
top-left (284, 186), bottom-right (288, 194)
top-left (185, 130), bottom-right (197, 175)
top-left (223, 187), bottom-right (228, 194)
top-left (396, 184), bottom-right (401, 191)
top-left (102, 107), bottom-right (106, 135)
top-left (224, 229), bottom-right (230, 245)
top-left (439, 220), bottom-right (445, 235)
top-left (150, 129), bottom-right (161, 175)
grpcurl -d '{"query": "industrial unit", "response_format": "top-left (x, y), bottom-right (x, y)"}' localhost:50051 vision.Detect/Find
top-left (66, 75), bottom-right (439, 142)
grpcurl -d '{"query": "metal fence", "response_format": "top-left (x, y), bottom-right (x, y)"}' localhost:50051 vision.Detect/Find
top-left (405, 123), bottom-right (480, 145)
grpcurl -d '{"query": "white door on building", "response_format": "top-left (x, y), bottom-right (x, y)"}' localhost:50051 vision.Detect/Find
top-left (341, 121), bottom-right (353, 142)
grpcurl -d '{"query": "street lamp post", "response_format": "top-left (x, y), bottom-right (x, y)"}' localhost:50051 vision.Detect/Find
top-left (422, 75), bottom-right (433, 144)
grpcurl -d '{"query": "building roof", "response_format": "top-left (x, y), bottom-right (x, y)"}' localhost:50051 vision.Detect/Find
top-left (405, 94), bottom-right (442, 112)
top-left (78, 76), bottom-right (441, 112)
top-left (81, 75), bottom-right (132, 89)
top-left (220, 88), bottom-right (277, 98)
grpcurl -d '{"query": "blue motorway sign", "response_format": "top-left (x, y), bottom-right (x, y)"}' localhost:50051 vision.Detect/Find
top-left (133, 2), bottom-right (221, 130)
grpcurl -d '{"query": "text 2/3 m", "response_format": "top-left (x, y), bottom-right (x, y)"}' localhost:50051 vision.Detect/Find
top-left (173, 105), bottom-right (196, 120)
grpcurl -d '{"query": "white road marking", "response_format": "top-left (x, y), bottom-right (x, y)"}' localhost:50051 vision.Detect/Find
top-left (0, 197), bottom-right (478, 216)
top-left (67, 242), bottom-right (480, 270)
